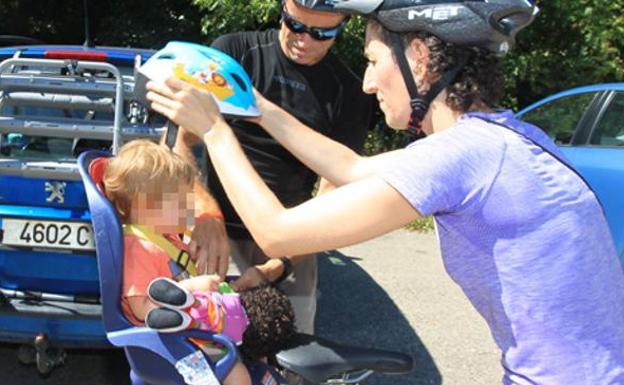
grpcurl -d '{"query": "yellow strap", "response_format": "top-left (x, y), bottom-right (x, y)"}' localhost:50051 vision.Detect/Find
top-left (123, 224), bottom-right (198, 277)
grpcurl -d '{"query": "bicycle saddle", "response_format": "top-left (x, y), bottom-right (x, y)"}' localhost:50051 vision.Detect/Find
top-left (276, 333), bottom-right (414, 383)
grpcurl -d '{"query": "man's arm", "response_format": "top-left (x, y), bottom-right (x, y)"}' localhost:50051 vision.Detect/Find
top-left (231, 253), bottom-right (312, 290)
top-left (169, 126), bottom-right (230, 277)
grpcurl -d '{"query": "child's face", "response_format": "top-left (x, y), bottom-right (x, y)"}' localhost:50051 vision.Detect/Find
top-left (132, 183), bottom-right (195, 233)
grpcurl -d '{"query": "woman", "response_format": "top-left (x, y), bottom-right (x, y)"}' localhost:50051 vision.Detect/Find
top-left (146, 0), bottom-right (624, 383)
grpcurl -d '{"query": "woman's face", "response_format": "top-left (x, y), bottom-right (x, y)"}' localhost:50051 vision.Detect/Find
top-left (362, 24), bottom-right (429, 130)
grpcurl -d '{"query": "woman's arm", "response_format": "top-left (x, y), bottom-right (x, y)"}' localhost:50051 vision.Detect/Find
top-left (146, 78), bottom-right (421, 257)
top-left (205, 120), bottom-right (420, 256)
top-left (256, 94), bottom-right (375, 186)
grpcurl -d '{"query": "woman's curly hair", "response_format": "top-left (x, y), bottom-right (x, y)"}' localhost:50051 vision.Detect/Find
top-left (239, 284), bottom-right (296, 359)
top-left (368, 19), bottom-right (504, 112)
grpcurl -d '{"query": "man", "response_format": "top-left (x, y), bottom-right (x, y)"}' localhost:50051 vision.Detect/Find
top-left (177, 0), bottom-right (375, 334)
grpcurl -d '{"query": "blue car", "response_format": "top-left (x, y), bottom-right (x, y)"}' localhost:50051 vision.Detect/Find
top-left (0, 44), bottom-right (163, 371)
top-left (517, 84), bottom-right (624, 265)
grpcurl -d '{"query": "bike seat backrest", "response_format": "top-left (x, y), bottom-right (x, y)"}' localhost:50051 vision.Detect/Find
top-left (276, 333), bottom-right (414, 384)
top-left (78, 150), bottom-right (130, 332)
top-left (88, 156), bottom-right (108, 192)
top-left (80, 150), bottom-right (240, 385)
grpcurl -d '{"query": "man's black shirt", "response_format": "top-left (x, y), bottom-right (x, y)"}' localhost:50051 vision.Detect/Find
top-left (209, 29), bottom-right (375, 239)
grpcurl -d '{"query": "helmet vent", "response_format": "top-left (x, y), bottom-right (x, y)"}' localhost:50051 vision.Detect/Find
top-left (229, 72), bottom-right (248, 92)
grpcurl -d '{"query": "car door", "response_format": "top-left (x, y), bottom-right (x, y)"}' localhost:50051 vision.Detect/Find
top-left (564, 91), bottom-right (624, 262)
top-left (518, 86), bottom-right (624, 264)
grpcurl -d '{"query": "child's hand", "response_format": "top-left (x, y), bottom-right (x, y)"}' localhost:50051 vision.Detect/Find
top-left (180, 274), bottom-right (222, 293)
top-left (202, 274), bottom-right (222, 292)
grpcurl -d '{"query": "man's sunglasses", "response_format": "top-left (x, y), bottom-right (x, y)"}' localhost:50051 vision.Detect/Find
top-left (281, 10), bottom-right (347, 41)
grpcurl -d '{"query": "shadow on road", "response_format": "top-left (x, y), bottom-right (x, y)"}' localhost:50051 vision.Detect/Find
top-left (316, 250), bottom-right (441, 385)
top-left (0, 249), bottom-right (440, 385)
top-left (0, 344), bottom-right (130, 385)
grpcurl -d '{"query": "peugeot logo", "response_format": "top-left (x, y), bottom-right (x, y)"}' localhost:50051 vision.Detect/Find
top-left (45, 181), bottom-right (66, 204)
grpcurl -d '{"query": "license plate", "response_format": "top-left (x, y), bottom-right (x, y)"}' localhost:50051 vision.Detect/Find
top-left (1, 218), bottom-right (95, 251)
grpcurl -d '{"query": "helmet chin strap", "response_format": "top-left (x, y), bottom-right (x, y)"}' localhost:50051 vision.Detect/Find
top-left (388, 32), bottom-right (467, 133)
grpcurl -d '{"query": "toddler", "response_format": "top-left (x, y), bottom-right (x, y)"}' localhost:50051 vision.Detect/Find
top-left (102, 139), bottom-right (295, 385)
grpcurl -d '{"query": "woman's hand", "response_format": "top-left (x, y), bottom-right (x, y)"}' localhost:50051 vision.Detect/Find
top-left (146, 77), bottom-right (225, 138)
top-left (252, 88), bottom-right (269, 112)
top-left (245, 88), bottom-right (280, 126)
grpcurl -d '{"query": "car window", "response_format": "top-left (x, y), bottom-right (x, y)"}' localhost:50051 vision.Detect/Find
top-left (590, 91), bottom-right (624, 147)
top-left (520, 92), bottom-right (597, 145)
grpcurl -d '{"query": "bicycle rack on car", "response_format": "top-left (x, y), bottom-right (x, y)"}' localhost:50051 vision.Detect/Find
top-left (0, 57), bottom-right (165, 180)
top-left (0, 55), bottom-right (164, 375)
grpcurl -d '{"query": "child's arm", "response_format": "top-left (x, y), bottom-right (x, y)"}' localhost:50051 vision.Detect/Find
top-left (223, 361), bottom-right (251, 385)
top-left (123, 237), bottom-right (172, 323)
top-left (126, 275), bottom-right (220, 323)
top-left (127, 296), bottom-right (158, 322)
top-left (177, 274), bottom-right (221, 293)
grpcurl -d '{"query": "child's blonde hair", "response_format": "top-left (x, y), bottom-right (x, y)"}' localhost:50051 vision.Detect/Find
top-left (103, 139), bottom-right (195, 222)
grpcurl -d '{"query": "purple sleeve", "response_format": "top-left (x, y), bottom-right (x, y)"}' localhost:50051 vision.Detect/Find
top-left (379, 125), bottom-right (505, 216)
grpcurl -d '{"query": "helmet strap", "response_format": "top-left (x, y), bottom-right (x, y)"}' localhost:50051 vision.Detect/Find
top-left (164, 120), bottom-right (178, 149)
top-left (388, 32), bottom-right (467, 133)
top-left (388, 32), bottom-right (425, 132)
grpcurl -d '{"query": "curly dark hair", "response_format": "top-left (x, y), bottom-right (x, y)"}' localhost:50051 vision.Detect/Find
top-left (367, 19), bottom-right (504, 112)
top-left (239, 284), bottom-right (296, 359)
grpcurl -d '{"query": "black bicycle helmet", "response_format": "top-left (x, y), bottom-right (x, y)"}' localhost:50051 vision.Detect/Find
top-left (295, 0), bottom-right (537, 54)
top-left (294, 0), bottom-right (538, 129)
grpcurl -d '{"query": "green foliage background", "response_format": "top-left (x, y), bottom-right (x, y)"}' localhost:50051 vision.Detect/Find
top-left (1, 0), bottom-right (622, 161)
top-left (2, 0), bottom-right (620, 232)
top-left (3, 0), bottom-right (622, 113)
top-left (192, 0), bottom-right (624, 154)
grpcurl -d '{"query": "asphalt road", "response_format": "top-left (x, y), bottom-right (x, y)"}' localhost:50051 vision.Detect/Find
top-left (0, 229), bottom-right (502, 385)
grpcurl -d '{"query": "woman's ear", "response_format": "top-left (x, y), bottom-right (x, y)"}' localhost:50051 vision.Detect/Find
top-left (406, 38), bottom-right (430, 84)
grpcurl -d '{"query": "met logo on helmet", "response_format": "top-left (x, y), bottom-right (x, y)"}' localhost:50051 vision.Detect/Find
top-left (408, 6), bottom-right (460, 21)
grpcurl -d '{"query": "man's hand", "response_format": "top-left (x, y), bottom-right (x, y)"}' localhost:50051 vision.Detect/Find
top-left (230, 266), bottom-right (267, 291)
top-left (190, 217), bottom-right (230, 278)
top-left (231, 258), bottom-right (284, 291)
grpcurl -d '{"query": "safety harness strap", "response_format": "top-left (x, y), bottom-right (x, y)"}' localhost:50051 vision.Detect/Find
top-left (123, 224), bottom-right (198, 276)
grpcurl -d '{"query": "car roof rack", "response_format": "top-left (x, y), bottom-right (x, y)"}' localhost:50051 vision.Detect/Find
top-left (0, 56), bottom-right (165, 180)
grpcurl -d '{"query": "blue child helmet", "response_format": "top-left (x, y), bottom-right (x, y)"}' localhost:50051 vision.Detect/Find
top-left (137, 41), bottom-right (259, 118)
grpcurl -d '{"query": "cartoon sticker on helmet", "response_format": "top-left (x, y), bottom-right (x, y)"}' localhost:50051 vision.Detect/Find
top-left (173, 62), bottom-right (234, 101)
top-left (137, 41), bottom-right (260, 117)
